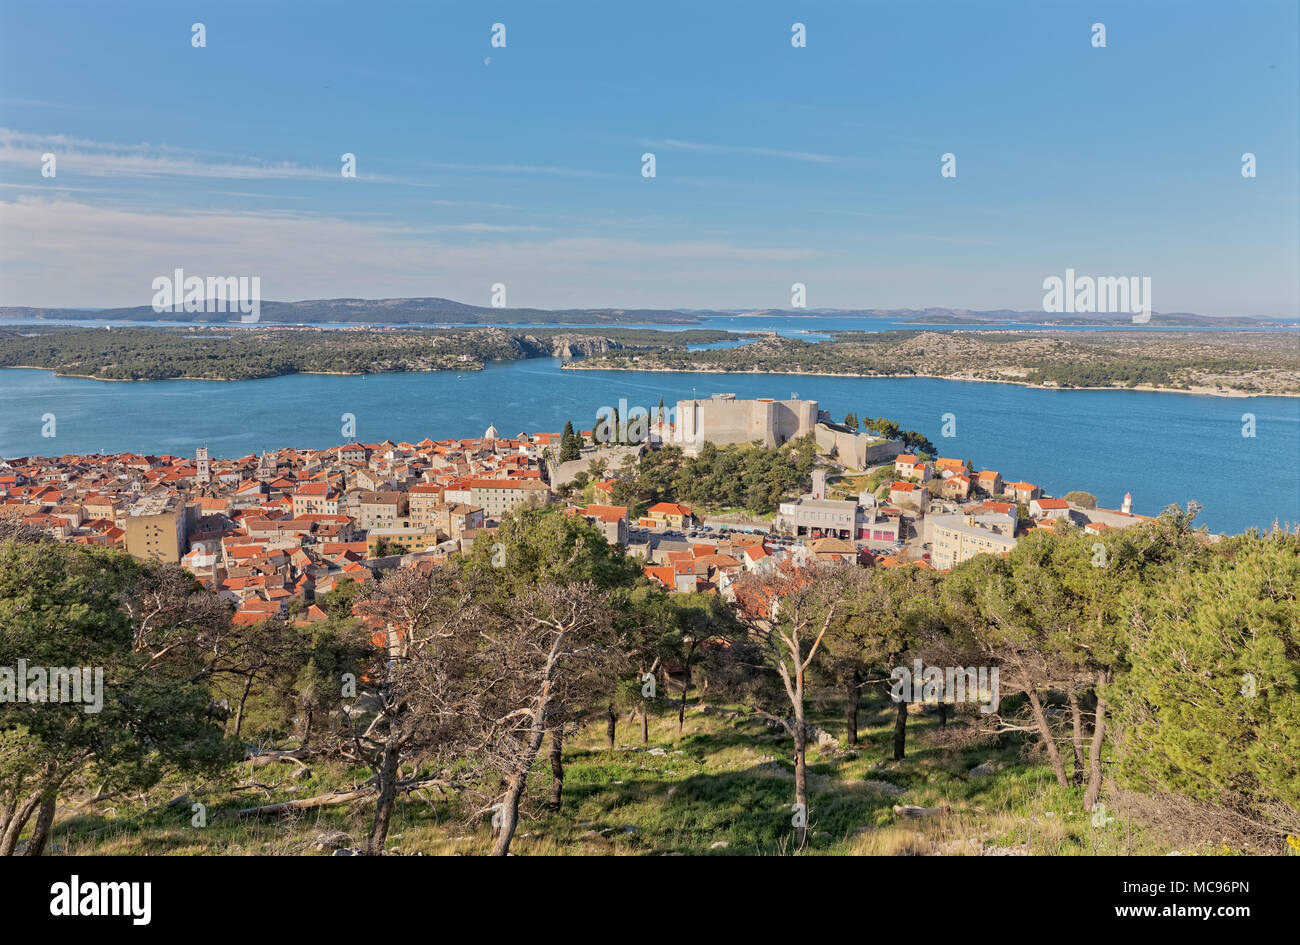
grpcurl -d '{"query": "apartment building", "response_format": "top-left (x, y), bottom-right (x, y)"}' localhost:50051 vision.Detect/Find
top-left (291, 483), bottom-right (341, 516)
top-left (930, 512), bottom-right (1017, 569)
top-left (124, 494), bottom-right (186, 563)
top-left (776, 496), bottom-right (858, 539)
top-left (467, 478), bottom-right (551, 518)
top-left (357, 491), bottom-right (408, 530)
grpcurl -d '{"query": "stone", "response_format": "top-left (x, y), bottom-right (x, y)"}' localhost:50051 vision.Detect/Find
top-left (312, 830), bottom-right (353, 852)
top-left (892, 804), bottom-right (950, 819)
top-left (862, 779), bottom-right (906, 796)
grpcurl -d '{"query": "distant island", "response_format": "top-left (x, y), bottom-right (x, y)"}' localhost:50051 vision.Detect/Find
top-left (3, 321), bottom-right (1297, 397)
top-left (0, 297), bottom-right (713, 326)
top-left (568, 329), bottom-right (1300, 397)
top-left (0, 297), bottom-right (1293, 329)
top-left (0, 326), bottom-right (733, 382)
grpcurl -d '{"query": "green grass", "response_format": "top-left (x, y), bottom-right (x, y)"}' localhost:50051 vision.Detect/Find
top-left (41, 694), bottom-right (1188, 856)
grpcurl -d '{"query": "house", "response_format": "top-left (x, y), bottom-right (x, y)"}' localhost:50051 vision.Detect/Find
top-left (807, 536), bottom-right (858, 563)
top-left (1006, 482), bottom-right (1041, 504)
top-left (934, 457), bottom-right (968, 478)
top-left (1029, 497), bottom-right (1071, 520)
top-left (646, 502), bottom-right (695, 530)
top-left (430, 502), bottom-right (484, 541)
top-left (888, 480), bottom-right (930, 513)
top-left (338, 443), bottom-right (369, 464)
top-left (742, 543), bottom-right (774, 573)
top-left (893, 454), bottom-right (932, 482)
top-left (939, 474), bottom-right (971, 501)
top-left (975, 470), bottom-right (1003, 496)
top-left (571, 504), bottom-right (629, 545)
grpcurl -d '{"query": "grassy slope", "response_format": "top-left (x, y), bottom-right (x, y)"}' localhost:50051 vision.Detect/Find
top-left (43, 691), bottom-right (1192, 857)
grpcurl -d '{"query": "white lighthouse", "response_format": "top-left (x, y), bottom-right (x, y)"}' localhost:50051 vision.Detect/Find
top-left (1121, 492), bottom-right (1133, 515)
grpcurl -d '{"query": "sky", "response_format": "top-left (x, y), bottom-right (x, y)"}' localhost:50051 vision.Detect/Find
top-left (0, 0), bottom-right (1297, 315)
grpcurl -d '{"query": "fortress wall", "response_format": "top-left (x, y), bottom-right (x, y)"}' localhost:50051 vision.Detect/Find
top-left (675, 396), bottom-right (819, 452)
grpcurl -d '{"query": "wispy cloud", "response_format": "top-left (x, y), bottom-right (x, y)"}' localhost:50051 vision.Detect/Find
top-left (0, 129), bottom-right (430, 185)
top-left (415, 160), bottom-right (620, 181)
top-left (645, 138), bottom-right (852, 165)
top-left (0, 197), bottom-right (817, 309)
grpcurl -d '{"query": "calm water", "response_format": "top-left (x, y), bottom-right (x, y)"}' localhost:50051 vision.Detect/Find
top-left (1, 360), bottom-right (1296, 534)
top-left (4, 313), bottom-right (1295, 341)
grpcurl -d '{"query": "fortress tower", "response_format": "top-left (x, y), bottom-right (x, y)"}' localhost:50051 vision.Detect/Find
top-left (676, 394), bottom-right (818, 454)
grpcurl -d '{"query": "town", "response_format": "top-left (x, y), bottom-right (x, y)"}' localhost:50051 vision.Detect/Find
top-left (0, 394), bottom-right (1153, 624)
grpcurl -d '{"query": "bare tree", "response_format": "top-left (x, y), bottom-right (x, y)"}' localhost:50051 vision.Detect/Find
top-left (732, 563), bottom-right (863, 850)
top-left (477, 581), bottom-right (617, 856)
top-left (348, 565), bottom-right (481, 856)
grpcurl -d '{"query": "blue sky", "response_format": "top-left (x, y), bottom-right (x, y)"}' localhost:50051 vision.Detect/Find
top-left (1, 0), bottom-right (1296, 314)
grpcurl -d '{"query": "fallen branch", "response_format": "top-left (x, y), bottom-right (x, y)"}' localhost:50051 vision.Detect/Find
top-left (232, 774), bottom-right (453, 819)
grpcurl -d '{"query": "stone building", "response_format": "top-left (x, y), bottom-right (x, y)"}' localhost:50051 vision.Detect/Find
top-left (675, 394), bottom-right (818, 454)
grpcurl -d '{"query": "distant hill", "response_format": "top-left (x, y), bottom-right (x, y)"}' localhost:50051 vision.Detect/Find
top-left (0, 298), bottom-right (714, 325)
top-left (0, 298), bottom-right (1291, 328)
top-left (736, 308), bottom-right (1293, 328)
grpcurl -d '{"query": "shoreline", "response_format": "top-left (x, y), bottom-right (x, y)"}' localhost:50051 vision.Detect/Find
top-left (2, 364), bottom-right (487, 382)
top-left (3, 361), bottom-right (1295, 399)
top-left (560, 363), bottom-right (1298, 398)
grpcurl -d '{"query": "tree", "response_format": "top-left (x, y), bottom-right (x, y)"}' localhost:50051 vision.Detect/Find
top-left (733, 563), bottom-right (863, 850)
top-left (1111, 530), bottom-right (1298, 841)
top-left (559, 421), bottom-right (581, 463)
top-left (351, 565), bottom-right (478, 855)
top-left (833, 565), bottom-right (938, 758)
top-left (0, 540), bottom-right (240, 856)
top-left (478, 581), bottom-right (619, 855)
top-left (1063, 491), bottom-right (1097, 509)
top-left (942, 551), bottom-right (1075, 786)
top-left (663, 592), bottom-right (739, 736)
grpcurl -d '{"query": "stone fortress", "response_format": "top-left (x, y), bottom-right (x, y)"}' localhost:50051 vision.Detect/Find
top-left (674, 393), bottom-right (903, 469)
top-left (676, 394), bottom-right (818, 453)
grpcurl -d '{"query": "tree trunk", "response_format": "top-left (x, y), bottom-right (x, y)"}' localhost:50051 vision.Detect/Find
top-left (233, 674), bottom-right (255, 739)
top-left (893, 701), bottom-right (907, 760)
top-left (640, 705), bottom-right (649, 744)
top-left (20, 793), bottom-right (57, 857)
top-left (366, 740), bottom-right (400, 856)
top-left (845, 672), bottom-right (860, 746)
top-left (0, 789), bottom-right (42, 857)
top-left (548, 729), bottom-right (564, 812)
top-left (491, 714), bottom-right (548, 857)
top-left (1066, 689), bottom-right (1085, 785)
top-left (1084, 672), bottom-right (1109, 810)
top-left (678, 663), bottom-right (693, 735)
top-left (606, 702), bottom-right (616, 751)
top-left (793, 688), bottom-right (809, 851)
top-left (938, 701), bottom-right (948, 729)
top-left (1026, 689), bottom-right (1069, 788)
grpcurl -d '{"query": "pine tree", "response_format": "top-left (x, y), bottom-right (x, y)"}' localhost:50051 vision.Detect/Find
top-left (559, 421), bottom-right (580, 462)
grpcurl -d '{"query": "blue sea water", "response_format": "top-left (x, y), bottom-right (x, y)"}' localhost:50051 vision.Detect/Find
top-left (1, 358), bottom-right (1296, 534)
